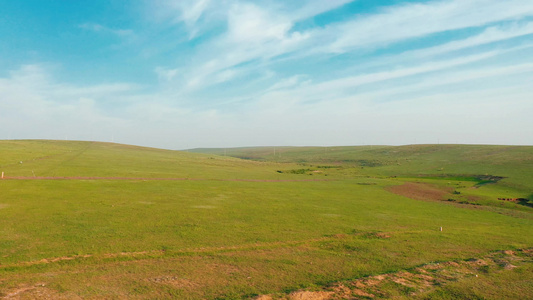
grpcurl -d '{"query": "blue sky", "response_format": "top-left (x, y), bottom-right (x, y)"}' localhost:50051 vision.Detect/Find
top-left (1, 0), bottom-right (532, 149)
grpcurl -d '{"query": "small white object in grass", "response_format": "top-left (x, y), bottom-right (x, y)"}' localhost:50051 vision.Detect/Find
top-left (440, 226), bottom-right (443, 231)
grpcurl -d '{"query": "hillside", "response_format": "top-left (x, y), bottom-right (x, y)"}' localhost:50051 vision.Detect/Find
top-left (0, 140), bottom-right (531, 299)
top-left (191, 144), bottom-right (533, 197)
top-left (0, 140), bottom-right (306, 181)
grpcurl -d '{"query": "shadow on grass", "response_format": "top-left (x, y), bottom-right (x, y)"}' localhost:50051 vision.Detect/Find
top-left (519, 196), bottom-right (533, 208)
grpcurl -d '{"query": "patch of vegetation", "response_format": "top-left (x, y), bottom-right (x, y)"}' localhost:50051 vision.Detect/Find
top-left (285, 168), bottom-right (313, 174)
top-left (338, 159), bottom-right (383, 167)
top-left (418, 174), bottom-right (504, 184)
top-left (474, 175), bottom-right (505, 187)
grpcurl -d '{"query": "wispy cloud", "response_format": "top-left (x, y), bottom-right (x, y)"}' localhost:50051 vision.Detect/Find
top-left (322, 0), bottom-right (533, 53)
top-left (147, 0), bottom-right (533, 92)
top-left (407, 22), bottom-right (533, 58)
top-left (2, 0), bottom-right (533, 147)
top-left (303, 51), bottom-right (500, 95)
top-left (291, 0), bottom-right (354, 21)
top-left (147, 0), bottom-right (356, 90)
top-left (79, 23), bottom-right (135, 38)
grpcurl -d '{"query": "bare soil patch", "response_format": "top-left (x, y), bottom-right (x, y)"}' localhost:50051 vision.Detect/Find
top-left (387, 182), bottom-right (533, 219)
top-left (288, 291), bottom-right (333, 300)
top-left (255, 249), bottom-right (532, 299)
top-left (1, 283), bottom-right (81, 300)
top-left (387, 182), bottom-right (452, 202)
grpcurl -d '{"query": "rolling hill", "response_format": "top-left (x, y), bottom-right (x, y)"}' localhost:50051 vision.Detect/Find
top-left (0, 140), bottom-right (531, 299)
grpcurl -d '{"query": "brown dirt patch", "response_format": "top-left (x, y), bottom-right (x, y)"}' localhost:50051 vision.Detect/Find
top-left (11, 254), bottom-right (94, 268)
top-left (288, 291), bottom-right (333, 300)
top-left (468, 195), bottom-right (481, 201)
top-left (351, 288), bottom-right (375, 298)
top-left (374, 232), bottom-right (391, 239)
top-left (1, 283), bottom-right (81, 300)
top-left (387, 182), bottom-right (452, 202)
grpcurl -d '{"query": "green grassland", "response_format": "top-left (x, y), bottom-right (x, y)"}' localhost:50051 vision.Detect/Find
top-left (192, 144), bottom-right (533, 202)
top-left (1, 140), bottom-right (532, 299)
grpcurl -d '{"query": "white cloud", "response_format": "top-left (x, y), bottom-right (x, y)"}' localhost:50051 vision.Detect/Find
top-left (227, 3), bottom-right (292, 43)
top-left (292, 0), bottom-right (354, 21)
top-left (321, 0), bottom-right (533, 53)
top-left (266, 75), bottom-right (307, 91)
top-left (152, 0), bottom-right (213, 25)
top-left (0, 65), bottom-right (137, 141)
top-left (4, 1), bottom-right (533, 148)
top-left (146, 0), bottom-right (354, 90)
top-left (8, 64), bottom-right (50, 86)
top-left (258, 51), bottom-right (501, 106)
top-left (155, 67), bottom-right (179, 82)
top-left (145, 0), bottom-right (533, 94)
top-left (150, 0), bottom-right (354, 29)
top-left (178, 0), bottom-right (212, 26)
top-left (325, 61), bottom-right (533, 110)
top-left (79, 23), bottom-right (135, 38)
top-left (409, 22), bottom-right (533, 58)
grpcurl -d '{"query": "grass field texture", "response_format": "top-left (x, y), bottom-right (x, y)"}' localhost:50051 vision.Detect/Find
top-left (1, 140), bottom-right (532, 299)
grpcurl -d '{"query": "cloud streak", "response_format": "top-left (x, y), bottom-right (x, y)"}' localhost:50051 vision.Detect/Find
top-left (2, 0), bottom-right (533, 148)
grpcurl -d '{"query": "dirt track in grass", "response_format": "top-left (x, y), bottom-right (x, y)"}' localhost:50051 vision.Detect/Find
top-left (255, 248), bottom-right (533, 300)
top-left (4, 249), bottom-right (531, 300)
top-left (1, 176), bottom-right (333, 183)
top-left (0, 234), bottom-right (357, 270)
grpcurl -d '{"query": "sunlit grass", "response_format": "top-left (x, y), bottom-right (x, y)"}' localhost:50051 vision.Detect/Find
top-left (0, 141), bottom-right (531, 299)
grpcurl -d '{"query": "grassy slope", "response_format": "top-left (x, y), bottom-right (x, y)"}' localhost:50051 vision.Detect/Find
top-left (0, 141), bottom-right (531, 299)
top-left (192, 144), bottom-right (533, 201)
top-left (0, 140), bottom-right (303, 180)
top-left (190, 144), bottom-right (533, 180)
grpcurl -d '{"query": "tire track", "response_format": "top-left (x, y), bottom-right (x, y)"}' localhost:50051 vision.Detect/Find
top-left (0, 235), bottom-right (349, 269)
top-left (1, 176), bottom-right (334, 182)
